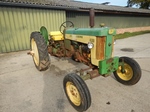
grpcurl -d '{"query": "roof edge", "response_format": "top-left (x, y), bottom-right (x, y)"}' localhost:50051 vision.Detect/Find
top-left (0, 1), bottom-right (79, 10)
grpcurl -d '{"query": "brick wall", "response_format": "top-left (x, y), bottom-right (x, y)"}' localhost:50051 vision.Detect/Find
top-left (116, 26), bottom-right (150, 34)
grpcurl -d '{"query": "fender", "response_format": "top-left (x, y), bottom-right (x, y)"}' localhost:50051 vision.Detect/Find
top-left (40, 26), bottom-right (49, 45)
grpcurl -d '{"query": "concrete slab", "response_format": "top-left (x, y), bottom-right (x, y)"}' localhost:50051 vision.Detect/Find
top-left (0, 33), bottom-right (150, 112)
top-left (114, 33), bottom-right (150, 58)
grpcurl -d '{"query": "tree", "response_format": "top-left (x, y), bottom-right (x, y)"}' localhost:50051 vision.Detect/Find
top-left (127, 0), bottom-right (150, 9)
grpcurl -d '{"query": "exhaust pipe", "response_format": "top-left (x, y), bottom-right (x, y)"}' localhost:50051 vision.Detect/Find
top-left (89, 8), bottom-right (95, 28)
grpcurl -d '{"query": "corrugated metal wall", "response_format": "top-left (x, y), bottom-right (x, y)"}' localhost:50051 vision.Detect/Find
top-left (66, 12), bottom-right (89, 28)
top-left (0, 7), bottom-right (66, 53)
top-left (66, 11), bottom-right (150, 28)
top-left (95, 14), bottom-right (150, 28)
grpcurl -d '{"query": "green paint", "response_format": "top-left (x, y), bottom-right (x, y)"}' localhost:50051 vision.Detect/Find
top-left (98, 31), bottom-right (118, 75)
top-left (99, 57), bottom-right (119, 75)
top-left (66, 28), bottom-right (116, 36)
top-left (52, 48), bottom-right (58, 54)
top-left (64, 40), bottom-right (71, 50)
top-left (40, 26), bottom-right (49, 45)
top-left (105, 35), bottom-right (113, 59)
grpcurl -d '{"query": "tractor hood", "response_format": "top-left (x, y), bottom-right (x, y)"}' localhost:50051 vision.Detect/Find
top-left (65, 27), bottom-right (116, 36)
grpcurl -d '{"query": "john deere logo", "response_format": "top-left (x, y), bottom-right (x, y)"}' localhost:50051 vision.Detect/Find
top-left (77, 36), bottom-right (83, 38)
top-left (109, 29), bottom-right (114, 34)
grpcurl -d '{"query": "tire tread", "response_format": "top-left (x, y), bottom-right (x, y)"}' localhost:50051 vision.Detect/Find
top-left (30, 32), bottom-right (50, 71)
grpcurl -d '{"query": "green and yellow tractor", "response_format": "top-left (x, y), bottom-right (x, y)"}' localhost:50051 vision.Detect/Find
top-left (28, 19), bottom-right (141, 111)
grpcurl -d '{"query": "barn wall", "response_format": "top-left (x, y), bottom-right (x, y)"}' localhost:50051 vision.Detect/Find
top-left (1, 7), bottom-right (150, 53)
top-left (66, 11), bottom-right (150, 28)
top-left (0, 7), bottom-right (66, 53)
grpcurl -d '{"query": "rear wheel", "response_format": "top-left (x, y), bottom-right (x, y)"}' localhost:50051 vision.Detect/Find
top-left (30, 32), bottom-right (50, 71)
top-left (63, 73), bottom-right (91, 112)
top-left (114, 57), bottom-right (141, 85)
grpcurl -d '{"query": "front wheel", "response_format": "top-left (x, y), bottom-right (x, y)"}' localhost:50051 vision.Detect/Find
top-left (63, 73), bottom-right (91, 112)
top-left (113, 57), bottom-right (141, 85)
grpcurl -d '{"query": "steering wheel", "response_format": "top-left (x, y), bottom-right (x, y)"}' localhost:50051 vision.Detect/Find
top-left (59, 21), bottom-right (74, 34)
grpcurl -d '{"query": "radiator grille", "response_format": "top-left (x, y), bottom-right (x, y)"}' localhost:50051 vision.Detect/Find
top-left (96, 36), bottom-right (105, 60)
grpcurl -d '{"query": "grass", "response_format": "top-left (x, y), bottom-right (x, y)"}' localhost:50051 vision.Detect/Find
top-left (114, 30), bottom-right (150, 40)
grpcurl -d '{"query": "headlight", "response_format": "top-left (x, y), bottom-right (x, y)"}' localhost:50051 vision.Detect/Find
top-left (87, 42), bottom-right (94, 49)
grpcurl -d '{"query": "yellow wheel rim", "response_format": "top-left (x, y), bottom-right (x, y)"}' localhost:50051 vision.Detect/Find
top-left (117, 63), bottom-right (133, 81)
top-left (66, 81), bottom-right (81, 106)
top-left (31, 38), bottom-right (39, 66)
